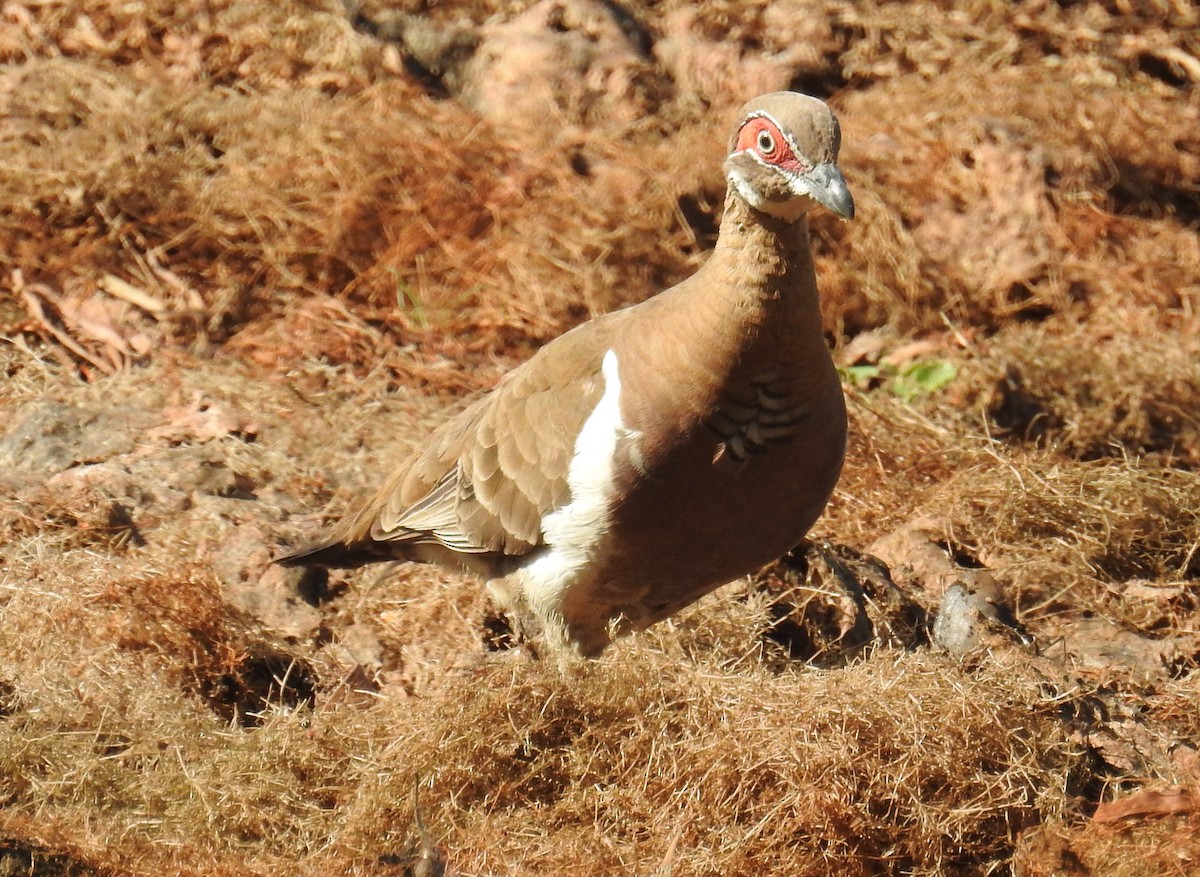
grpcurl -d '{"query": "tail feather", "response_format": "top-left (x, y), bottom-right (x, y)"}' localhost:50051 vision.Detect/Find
top-left (274, 539), bottom-right (398, 569)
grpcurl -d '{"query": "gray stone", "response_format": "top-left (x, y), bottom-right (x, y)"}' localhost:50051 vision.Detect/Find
top-left (0, 400), bottom-right (154, 475)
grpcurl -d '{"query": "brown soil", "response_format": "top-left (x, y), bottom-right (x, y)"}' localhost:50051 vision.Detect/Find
top-left (1, 1), bottom-right (1197, 874)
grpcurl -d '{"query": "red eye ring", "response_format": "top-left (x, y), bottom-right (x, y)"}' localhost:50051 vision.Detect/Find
top-left (734, 115), bottom-right (808, 174)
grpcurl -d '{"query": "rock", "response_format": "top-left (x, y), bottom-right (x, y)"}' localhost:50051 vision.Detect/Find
top-left (932, 576), bottom-right (1033, 656)
top-left (1057, 616), bottom-right (1199, 682)
top-left (656, 6), bottom-right (833, 108)
top-left (866, 516), bottom-right (962, 604)
top-left (211, 525), bottom-right (323, 639)
top-left (868, 517), bottom-right (1033, 656)
top-left (460, 0), bottom-right (654, 130)
top-left (349, 0), bottom-right (658, 132)
top-left (126, 443), bottom-right (252, 499)
top-left (913, 122), bottom-right (1058, 306)
top-left (0, 400), bottom-right (154, 475)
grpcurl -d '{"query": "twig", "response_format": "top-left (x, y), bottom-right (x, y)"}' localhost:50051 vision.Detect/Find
top-left (99, 274), bottom-right (167, 316)
top-left (18, 283), bottom-right (116, 376)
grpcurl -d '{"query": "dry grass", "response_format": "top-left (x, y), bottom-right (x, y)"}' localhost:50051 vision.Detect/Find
top-left (2, 0), bottom-right (1199, 874)
top-left (0, 493), bottom-right (1085, 875)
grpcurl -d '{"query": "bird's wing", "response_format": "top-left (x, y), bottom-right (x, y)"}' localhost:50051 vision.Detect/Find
top-left (364, 332), bottom-right (610, 556)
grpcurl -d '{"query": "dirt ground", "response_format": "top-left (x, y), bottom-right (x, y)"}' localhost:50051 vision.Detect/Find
top-left (1, 1), bottom-right (1198, 874)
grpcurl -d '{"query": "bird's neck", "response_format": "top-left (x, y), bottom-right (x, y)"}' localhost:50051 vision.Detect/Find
top-left (703, 189), bottom-right (824, 340)
top-left (618, 189), bottom-right (836, 456)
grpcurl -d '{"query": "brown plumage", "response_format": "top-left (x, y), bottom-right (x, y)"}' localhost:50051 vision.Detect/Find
top-left (279, 91), bottom-right (855, 656)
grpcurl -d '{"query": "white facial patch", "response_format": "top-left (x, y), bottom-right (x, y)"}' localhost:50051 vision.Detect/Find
top-left (728, 164), bottom-right (810, 222)
top-left (729, 109), bottom-right (815, 223)
top-left (728, 165), bottom-right (767, 212)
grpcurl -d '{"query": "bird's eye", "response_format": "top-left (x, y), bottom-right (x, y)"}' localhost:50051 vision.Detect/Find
top-left (757, 130), bottom-right (775, 154)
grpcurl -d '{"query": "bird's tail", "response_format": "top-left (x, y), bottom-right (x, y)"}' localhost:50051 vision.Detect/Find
top-left (274, 539), bottom-right (394, 569)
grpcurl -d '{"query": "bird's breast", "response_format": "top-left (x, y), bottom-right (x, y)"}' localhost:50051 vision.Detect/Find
top-left (599, 356), bottom-right (846, 584)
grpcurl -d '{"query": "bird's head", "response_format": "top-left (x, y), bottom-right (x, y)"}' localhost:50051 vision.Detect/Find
top-left (724, 92), bottom-right (855, 223)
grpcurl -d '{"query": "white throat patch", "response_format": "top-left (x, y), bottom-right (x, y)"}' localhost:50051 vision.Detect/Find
top-left (727, 165), bottom-right (810, 223)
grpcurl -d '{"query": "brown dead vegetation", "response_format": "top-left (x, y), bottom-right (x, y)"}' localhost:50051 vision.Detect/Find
top-left (1, 0), bottom-right (1198, 874)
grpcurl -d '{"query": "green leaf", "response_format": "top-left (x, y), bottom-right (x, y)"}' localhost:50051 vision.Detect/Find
top-left (890, 359), bottom-right (958, 401)
top-left (841, 363), bottom-right (882, 387)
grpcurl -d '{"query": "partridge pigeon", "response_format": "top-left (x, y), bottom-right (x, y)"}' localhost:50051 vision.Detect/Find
top-left (280, 92), bottom-right (855, 656)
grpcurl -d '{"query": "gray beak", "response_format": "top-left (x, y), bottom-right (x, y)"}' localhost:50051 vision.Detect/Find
top-left (797, 162), bottom-right (855, 220)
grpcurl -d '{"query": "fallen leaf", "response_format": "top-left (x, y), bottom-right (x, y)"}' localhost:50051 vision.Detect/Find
top-left (1093, 787), bottom-right (1195, 823)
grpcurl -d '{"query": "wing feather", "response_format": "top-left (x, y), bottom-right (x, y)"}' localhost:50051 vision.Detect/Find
top-left (344, 325), bottom-right (614, 559)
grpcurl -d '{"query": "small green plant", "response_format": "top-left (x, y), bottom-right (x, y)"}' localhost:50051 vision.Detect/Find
top-left (389, 271), bottom-right (483, 331)
top-left (391, 271), bottom-right (429, 330)
top-left (841, 358), bottom-right (958, 402)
